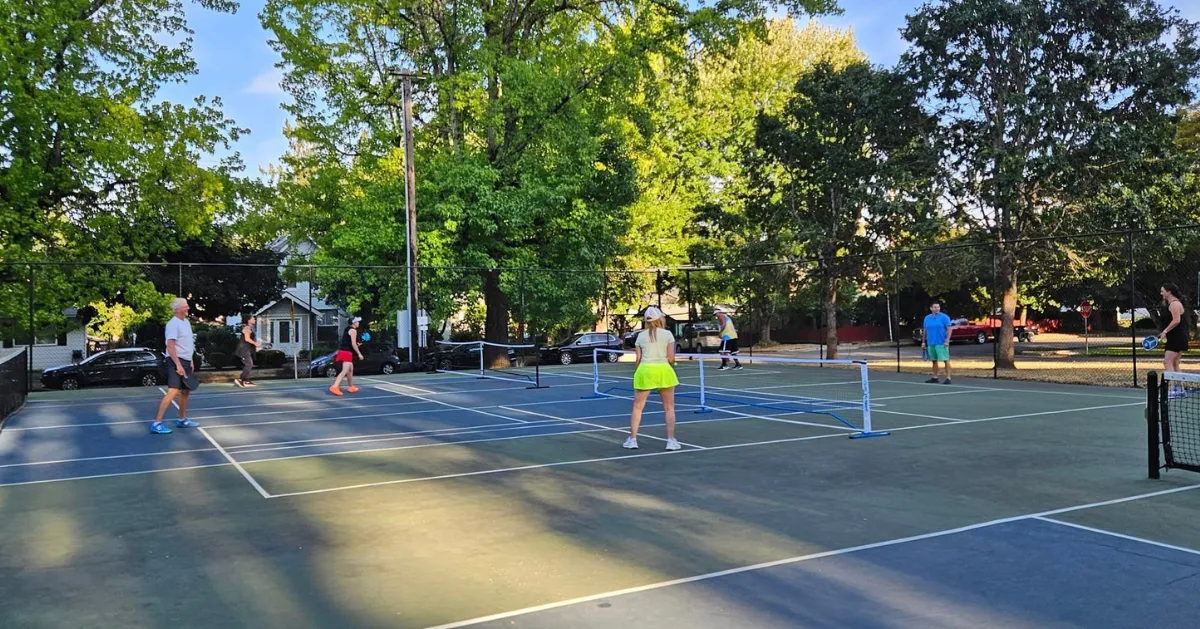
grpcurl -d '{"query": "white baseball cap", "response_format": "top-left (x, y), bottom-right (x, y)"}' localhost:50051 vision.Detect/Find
top-left (351, 316), bottom-right (362, 323)
top-left (643, 306), bottom-right (665, 321)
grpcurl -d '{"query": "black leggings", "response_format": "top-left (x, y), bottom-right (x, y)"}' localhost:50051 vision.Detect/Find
top-left (237, 351), bottom-right (253, 381)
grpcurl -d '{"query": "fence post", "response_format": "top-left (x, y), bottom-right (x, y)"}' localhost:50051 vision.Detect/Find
top-left (27, 264), bottom-right (34, 393)
top-left (1130, 229), bottom-right (1138, 388)
top-left (894, 252), bottom-right (901, 373)
top-left (992, 243), bottom-right (998, 379)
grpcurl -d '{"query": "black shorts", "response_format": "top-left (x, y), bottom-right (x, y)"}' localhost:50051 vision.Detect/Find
top-left (720, 338), bottom-right (740, 355)
top-left (1165, 333), bottom-right (1189, 353)
top-left (167, 359), bottom-right (195, 389)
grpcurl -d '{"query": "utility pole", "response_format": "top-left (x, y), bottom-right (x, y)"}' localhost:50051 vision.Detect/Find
top-left (392, 71), bottom-right (425, 363)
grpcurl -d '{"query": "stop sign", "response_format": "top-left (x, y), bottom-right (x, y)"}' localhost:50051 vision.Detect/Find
top-left (1080, 301), bottom-right (1092, 318)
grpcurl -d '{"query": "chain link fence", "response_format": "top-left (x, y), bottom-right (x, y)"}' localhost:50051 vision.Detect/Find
top-left (4, 226), bottom-right (1200, 393)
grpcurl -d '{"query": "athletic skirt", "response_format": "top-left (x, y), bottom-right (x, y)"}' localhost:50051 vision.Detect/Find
top-left (633, 363), bottom-right (679, 390)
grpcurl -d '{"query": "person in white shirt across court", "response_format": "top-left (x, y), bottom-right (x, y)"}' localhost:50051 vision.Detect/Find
top-left (150, 297), bottom-right (201, 434)
top-left (623, 307), bottom-right (682, 451)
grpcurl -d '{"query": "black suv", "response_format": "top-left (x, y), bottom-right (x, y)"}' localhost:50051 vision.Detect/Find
top-left (41, 348), bottom-right (169, 390)
top-left (309, 343), bottom-right (403, 378)
top-left (540, 332), bottom-right (624, 365)
top-left (424, 343), bottom-right (517, 371)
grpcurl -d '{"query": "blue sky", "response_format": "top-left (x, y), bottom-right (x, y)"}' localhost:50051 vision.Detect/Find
top-left (161, 0), bottom-right (1200, 177)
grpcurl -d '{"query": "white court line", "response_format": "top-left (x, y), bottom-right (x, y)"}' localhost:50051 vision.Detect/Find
top-left (364, 378), bottom-right (530, 424)
top-left (158, 387), bottom-right (271, 499)
top-left (264, 431), bottom-right (853, 498)
top-left (873, 409), bottom-right (966, 423)
top-left (223, 419), bottom-right (567, 451)
top-left (871, 390), bottom-right (986, 402)
top-left (1033, 517), bottom-right (1200, 558)
top-left (231, 420), bottom-right (575, 456)
top-left (3, 392), bottom-right (1143, 489)
top-left (501, 406), bottom-right (707, 449)
top-left (743, 381), bottom-right (862, 391)
top-left (875, 379), bottom-right (1144, 400)
top-left (0, 462), bottom-right (230, 488)
top-left (420, 483), bottom-right (1200, 629)
top-left (0, 446), bottom-right (218, 469)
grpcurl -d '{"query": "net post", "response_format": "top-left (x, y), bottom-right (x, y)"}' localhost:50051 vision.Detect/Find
top-left (478, 340), bottom-right (485, 379)
top-left (694, 354), bottom-right (712, 414)
top-left (849, 360), bottom-right (888, 439)
top-left (526, 349), bottom-right (546, 389)
top-left (1148, 371), bottom-right (1161, 479)
top-left (582, 348), bottom-right (606, 398)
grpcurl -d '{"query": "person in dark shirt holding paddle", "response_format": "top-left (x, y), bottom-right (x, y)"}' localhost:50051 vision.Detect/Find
top-left (329, 316), bottom-right (364, 396)
top-left (1159, 283), bottom-right (1188, 396)
top-left (234, 315), bottom-right (261, 388)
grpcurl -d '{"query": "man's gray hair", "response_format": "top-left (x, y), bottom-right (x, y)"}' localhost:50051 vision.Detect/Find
top-left (170, 297), bottom-right (188, 311)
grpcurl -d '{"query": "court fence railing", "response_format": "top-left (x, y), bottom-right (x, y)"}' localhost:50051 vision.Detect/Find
top-left (4, 224), bottom-right (1200, 393)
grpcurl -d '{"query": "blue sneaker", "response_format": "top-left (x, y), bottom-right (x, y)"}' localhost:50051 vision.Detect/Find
top-left (150, 422), bottom-right (173, 434)
top-left (175, 418), bottom-right (199, 428)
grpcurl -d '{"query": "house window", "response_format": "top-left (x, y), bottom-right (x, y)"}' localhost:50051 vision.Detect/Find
top-left (278, 321), bottom-right (292, 344)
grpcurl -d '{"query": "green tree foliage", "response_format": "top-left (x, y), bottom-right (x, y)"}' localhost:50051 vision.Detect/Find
top-left (699, 62), bottom-right (940, 355)
top-left (261, 0), bottom-right (838, 363)
top-left (903, 0), bottom-right (1200, 368)
top-left (0, 0), bottom-right (253, 346)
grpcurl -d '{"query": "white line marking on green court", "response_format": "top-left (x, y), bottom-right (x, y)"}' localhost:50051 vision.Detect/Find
top-left (158, 386), bottom-right (271, 499)
top-left (500, 405), bottom-right (707, 449)
top-left (419, 483), bottom-right (1200, 629)
top-left (1033, 517), bottom-right (1200, 557)
top-left (875, 379), bottom-right (1143, 400)
top-left (365, 378), bottom-right (531, 423)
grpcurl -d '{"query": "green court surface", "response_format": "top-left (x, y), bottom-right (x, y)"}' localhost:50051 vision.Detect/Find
top-left (1, 363), bottom-right (1197, 629)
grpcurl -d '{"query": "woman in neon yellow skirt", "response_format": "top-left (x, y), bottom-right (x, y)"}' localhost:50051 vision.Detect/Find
top-left (623, 306), bottom-right (681, 451)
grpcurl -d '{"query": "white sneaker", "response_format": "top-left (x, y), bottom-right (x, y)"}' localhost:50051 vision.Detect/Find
top-left (622, 437), bottom-right (638, 449)
top-left (664, 439), bottom-right (681, 451)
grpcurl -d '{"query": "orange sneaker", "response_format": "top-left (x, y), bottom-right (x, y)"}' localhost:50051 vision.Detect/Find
top-left (347, 385), bottom-right (360, 393)
top-left (328, 385), bottom-right (343, 396)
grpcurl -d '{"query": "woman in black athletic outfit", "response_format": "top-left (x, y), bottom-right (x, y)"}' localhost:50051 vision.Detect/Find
top-left (234, 315), bottom-right (261, 388)
top-left (1159, 283), bottom-right (1188, 379)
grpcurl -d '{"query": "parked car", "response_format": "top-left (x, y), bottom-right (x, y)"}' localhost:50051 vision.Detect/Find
top-left (540, 332), bottom-right (624, 365)
top-left (424, 343), bottom-right (516, 371)
top-left (308, 343), bottom-right (402, 378)
top-left (675, 321), bottom-right (722, 353)
top-left (912, 318), bottom-right (1035, 344)
top-left (41, 347), bottom-right (168, 390)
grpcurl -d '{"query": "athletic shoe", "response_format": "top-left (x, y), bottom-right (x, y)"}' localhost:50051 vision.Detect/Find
top-left (732, 364), bottom-right (743, 370)
top-left (943, 379), bottom-right (952, 385)
top-left (329, 385), bottom-right (343, 396)
top-left (717, 365), bottom-right (729, 371)
top-left (622, 437), bottom-right (638, 449)
top-left (665, 439), bottom-right (682, 451)
top-left (150, 422), bottom-right (172, 435)
top-left (926, 378), bottom-right (939, 383)
top-left (175, 418), bottom-right (199, 428)
top-left (233, 379), bottom-right (245, 388)
top-left (244, 381), bottom-right (258, 387)
top-left (347, 385), bottom-right (360, 393)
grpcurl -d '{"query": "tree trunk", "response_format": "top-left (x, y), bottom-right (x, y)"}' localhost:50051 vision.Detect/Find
top-left (996, 250), bottom-right (1018, 369)
top-left (760, 317), bottom-right (772, 344)
top-left (482, 269), bottom-right (511, 368)
top-left (824, 274), bottom-right (838, 359)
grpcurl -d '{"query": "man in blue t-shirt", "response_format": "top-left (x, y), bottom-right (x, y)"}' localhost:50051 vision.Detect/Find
top-left (922, 302), bottom-right (953, 384)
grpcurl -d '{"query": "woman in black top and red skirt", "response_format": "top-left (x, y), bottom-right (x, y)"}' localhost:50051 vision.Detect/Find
top-left (330, 316), bottom-right (364, 396)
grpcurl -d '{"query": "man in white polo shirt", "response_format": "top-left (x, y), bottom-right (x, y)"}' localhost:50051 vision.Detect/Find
top-left (151, 297), bottom-right (201, 434)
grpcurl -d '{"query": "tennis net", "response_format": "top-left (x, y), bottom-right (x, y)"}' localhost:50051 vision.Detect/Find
top-left (0, 349), bottom-right (28, 427)
top-left (429, 341), bottom-right (545, 388)
top-left (1149, 371), bottom-right (1200, 477)
top-left (590, 349), bottom-right (885, 438)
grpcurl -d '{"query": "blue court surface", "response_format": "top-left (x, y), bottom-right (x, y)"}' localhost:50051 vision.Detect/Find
top-left (1, 361), bottom-right (1198, 628)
